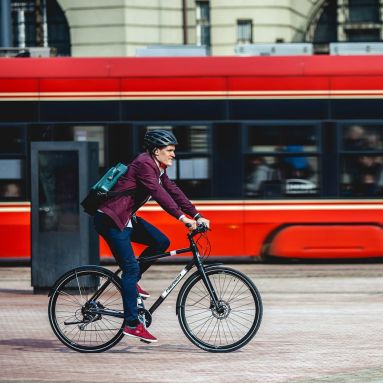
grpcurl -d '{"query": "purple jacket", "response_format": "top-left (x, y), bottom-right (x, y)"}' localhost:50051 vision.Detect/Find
top-left (99, 152), bottom-right (199, 230)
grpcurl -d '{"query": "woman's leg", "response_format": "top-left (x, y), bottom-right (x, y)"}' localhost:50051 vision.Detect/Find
top-left (94, 212), bottom-right (140, 326)
top-left (131, 216), bottom-right (170, 275)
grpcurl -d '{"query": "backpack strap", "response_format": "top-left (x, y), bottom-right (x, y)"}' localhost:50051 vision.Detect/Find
top-left (104, 188), bottom-right (136, 199)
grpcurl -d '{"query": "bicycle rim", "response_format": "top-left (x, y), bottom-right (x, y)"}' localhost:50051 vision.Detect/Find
top-left (48, 267), bottom-right (124, 352)
top-left (178, 267), bottom-right (262, 352)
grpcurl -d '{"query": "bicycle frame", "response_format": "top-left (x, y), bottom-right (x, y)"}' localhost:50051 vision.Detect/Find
top-left (86, 227), bottom-right (220, 320)
top-left (49, 224), bottom-right (262, 353)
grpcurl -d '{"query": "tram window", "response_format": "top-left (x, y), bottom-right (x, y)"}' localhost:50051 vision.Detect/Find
top-left (0, 181), bottom-right (23, 199)
top-left (139, 125), bottom-right (209, 153)
top-left (244, 155), bottom-right (319, 197)
top-left (179, 158), bottom-right (209, 179)
top-left (247, 125), bottom-right (317, 153)
top-left (29, 124), bottom-right (106, 169)
top-left (341, 155), bottom-right (383, 197)
top-left (137, 125), bottom-right (211, 198)
top-left (341, 125), bottom-right (383, 197)
top-left (73, 125), bottom-right (106, 167)
top-left (244, 125), bottom-right (320, 198)
top-left (0, 159), bottom-right (24, 200)
top-left (0, 126), bottom-right (26, 153)
top-left (342, 125), bottom-right (383, 151)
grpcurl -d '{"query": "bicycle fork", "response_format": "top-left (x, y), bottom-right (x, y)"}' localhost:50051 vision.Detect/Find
top-left (194, 257), bottom-right (222, 311)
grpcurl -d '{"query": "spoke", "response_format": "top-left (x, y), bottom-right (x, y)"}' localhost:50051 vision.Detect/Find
top-left (75, 272), bottom-right (85, 302)
top-left (180, 270), bottom-right (261, 351)
top-left (51, 270), bottom-right (123, 350)
top-left (57, 289), bottom-right (84, 307)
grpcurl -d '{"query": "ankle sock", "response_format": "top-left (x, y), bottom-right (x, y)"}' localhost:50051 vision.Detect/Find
top-left (126, 319), bottom-right (140, 328)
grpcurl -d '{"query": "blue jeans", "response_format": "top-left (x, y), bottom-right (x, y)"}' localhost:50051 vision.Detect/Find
top-left (94, 212), bottom-right (170, 325)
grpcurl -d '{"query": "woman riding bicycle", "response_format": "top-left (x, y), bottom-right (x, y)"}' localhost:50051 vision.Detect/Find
top-left (94, 129), bottom-right (210, 343)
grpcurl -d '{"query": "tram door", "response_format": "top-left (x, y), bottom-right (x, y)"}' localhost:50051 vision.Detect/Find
top-left (30, 142), bottom-right (99, 292)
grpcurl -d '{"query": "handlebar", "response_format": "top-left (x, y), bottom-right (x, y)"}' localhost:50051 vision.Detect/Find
top-left (188, 223), bottom-right (209, 237)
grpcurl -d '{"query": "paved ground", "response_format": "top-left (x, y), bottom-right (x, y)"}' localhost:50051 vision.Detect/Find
top-left (0, 262), bottom-right (383, 383)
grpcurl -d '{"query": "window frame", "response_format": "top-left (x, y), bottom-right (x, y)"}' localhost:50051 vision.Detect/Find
top-left (242, 121), bottom-right (322, 199)
top-left (236, 19), bottom-right (253, 44)
top-left (337, 121), bottom-right (383, 198)
top-left (133, 123), bottom-right (213, 199)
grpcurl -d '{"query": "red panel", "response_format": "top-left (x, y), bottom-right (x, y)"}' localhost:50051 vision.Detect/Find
top-left (2, 202), bottom-right (383, 261)
top-left (2, 55), bottom-right (383, 81)
top-left (0, 209), bottom-right (30, 258)
top-left (0, 79), bottom-right (38, 93)
top-left (301, 55), bottom-right (383, 76)
top-left (121, 76), bottom-right (226, 92)
top-left (0, 57), bottom-right (112, 78)
top-left (110, 56), bottom-right (306, 77)
top-left (331, 76), bottom-right (383, 91)
top-left (137, 209), bottom-right (245, 257)
top-left (228, 76), bottom-right (329, 92)
top-left (39, 78), bottom-right (120, 93)
top-left (269, 225), bottom-right (383, 259)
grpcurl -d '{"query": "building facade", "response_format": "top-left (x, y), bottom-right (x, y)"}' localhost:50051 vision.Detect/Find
top-left (3, 0), bottom-right (383, 57)
top-left (59, 0), bottom-right (383, 56)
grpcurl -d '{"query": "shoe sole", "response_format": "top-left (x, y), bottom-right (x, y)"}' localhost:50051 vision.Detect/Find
top-left (123, 331), bottom-right (158, 343)
top-left (139, 293), bottom-right (150, 299)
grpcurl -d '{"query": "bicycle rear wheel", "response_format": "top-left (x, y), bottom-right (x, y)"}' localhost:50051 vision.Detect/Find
top-left (48, 266), bottom-right (124, 352)
top-left (177, 266), bottom-right (262, 352)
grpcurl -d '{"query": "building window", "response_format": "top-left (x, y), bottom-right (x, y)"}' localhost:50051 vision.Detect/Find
top-left (307, 0), bottom-right (383, 51)
top-left (196, 1), bottom-right (210, 47)
top-left (11, 0), bottom-right (70, 56)
top-left (346, 29), bottom-right (380, 42)
top-left (237, 19), bottom-right (253, 44)
top-left (348, 0), bottom-right (380, 23)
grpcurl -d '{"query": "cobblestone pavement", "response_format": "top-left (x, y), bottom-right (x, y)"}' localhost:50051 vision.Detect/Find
top-left (0, 262), bottom-right (383, 383)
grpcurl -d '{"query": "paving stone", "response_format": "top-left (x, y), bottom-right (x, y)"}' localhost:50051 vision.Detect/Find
top-left (0, 263), bottom-right (382, 383)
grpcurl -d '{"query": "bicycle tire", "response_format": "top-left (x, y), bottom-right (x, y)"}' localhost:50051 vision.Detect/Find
top-left (177, 266), bottom-right (262, 352)
top-left (48, 266), bottom-right (125, 353)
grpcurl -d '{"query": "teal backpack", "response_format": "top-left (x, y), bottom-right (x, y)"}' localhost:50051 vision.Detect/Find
top-left (81, 163), bottom-right (134, 216)
top-left (92, 162), bottom-right (128, 192)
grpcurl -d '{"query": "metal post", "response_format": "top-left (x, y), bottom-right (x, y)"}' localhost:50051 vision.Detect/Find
top-left (42, 0), bottom-right (48, 47)
top-left (17, 6), bottom-right (26, 48)
top-left (0, 0), bottom-right (13, 47)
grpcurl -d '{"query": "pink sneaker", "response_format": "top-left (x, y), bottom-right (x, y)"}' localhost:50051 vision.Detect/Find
top-left (137, 283), bottom-right (150, 298)
top-left (123, 323), bottom-right (158, 343)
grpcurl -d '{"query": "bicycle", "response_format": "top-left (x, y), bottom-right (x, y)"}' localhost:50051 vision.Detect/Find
top-left (48, 224), bottom-right (263, 353)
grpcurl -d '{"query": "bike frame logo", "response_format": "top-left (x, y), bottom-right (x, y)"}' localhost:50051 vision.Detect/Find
top-left (161, 268), bottom-right (188, 298)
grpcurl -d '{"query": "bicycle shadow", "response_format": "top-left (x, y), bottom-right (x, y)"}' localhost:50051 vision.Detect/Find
top-left (0, 288), bottom-right (34, 295)
top-left (0, 338), bottom-right (70, 353)
top-left (110, 343), bottom-right (201, 354)
top-left (0, 338), bottom-right (203, 354)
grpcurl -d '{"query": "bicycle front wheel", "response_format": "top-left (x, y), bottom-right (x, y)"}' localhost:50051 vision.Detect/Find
top-left (48, 266), bottom-right (125, 352)
top-left (177, 266), bottom-right (262, 352)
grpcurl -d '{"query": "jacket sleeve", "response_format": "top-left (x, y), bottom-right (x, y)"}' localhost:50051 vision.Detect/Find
top-left (136, 160), bottom-right (184, 219)
top-left (161, 172), bottom-right (199, 218)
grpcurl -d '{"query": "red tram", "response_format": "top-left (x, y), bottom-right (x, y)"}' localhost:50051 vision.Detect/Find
top-left (0, 55), bottom-right (382, 261)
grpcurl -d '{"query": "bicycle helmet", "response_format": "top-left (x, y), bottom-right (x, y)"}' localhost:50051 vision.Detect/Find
top-left (144, 130), bottom-right (178, 151)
